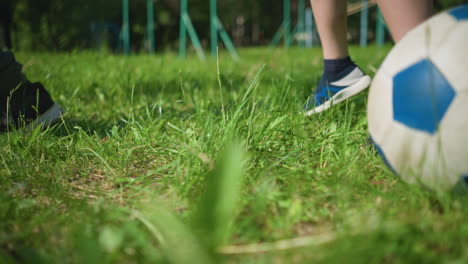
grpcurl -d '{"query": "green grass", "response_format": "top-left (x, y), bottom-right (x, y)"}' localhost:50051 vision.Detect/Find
top-left (2, 47), bottom-right (468, 264)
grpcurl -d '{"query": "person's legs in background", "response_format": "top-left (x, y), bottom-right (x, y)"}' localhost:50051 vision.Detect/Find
top-left (2, 19), bottom-right (13, 50)
top-left (304, 0), bottom-right (371, 115)
top-left (0, 0), bottom-right (13, 49)
top-left (304, 0), bottom-right (433, 116)
top-left (377, 0), bottom-right (433, 43)
top-left (310, 0), bottom-right (349, 59)
top-left (0, 51), bottom-right (62, 132)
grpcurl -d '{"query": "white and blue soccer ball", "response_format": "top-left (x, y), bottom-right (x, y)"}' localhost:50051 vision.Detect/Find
top-left (368, 5), bottom-right (468, 191)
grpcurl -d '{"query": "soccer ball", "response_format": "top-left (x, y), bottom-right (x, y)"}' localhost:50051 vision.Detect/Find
top-left (368, 5), bottom-right (468, 191)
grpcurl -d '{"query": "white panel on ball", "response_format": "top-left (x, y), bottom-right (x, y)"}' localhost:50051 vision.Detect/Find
top-left (439, 93), bottom-right (468, 181)
top-left (367, 5), bottom-right (468, 191)
top-left (431, 23), bottom-right (468, 93)
top-left (367, 71), bottom-right (393, 144)
top-left (386, 122), bottom-right (435, 186)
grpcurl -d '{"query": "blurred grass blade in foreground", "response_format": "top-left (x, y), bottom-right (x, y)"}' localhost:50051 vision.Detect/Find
top-left (197, 141), bottom-right (247, 251)
top-left (133, 205), bottom-right (213, 264)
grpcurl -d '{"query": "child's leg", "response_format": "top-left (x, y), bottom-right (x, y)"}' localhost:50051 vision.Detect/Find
top-left (310, 0), bottom-right (348, 59)
top-left (304, 0), bottom-right (371, 115)
top-left (377, 0), bottom-right (433, 42)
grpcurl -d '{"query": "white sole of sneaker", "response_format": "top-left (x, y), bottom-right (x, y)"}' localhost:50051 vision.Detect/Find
top-left (32, 103), bottom-right (63, 128)
top-left (304, 75), bottom-right (372, 116)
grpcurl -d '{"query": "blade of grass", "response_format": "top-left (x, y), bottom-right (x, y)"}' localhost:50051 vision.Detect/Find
top-left (197, 141), bottom-right (248, 251)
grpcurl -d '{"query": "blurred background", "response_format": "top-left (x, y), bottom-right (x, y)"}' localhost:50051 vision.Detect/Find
top-left (0, 0), bottom-right (466, 53)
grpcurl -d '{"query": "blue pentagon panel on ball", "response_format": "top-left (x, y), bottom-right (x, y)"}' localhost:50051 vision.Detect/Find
top-left (392, 59), bottom-right (456, 134)
top-left (448, 4), bottom-right (468, 20)
top-left (453, 174), bottom-right (468, 193)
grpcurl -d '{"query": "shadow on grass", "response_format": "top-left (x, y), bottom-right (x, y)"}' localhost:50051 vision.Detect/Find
top-left (48, 104), bottom-right (201, 138)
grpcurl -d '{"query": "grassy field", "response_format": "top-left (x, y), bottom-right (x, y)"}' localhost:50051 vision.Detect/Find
top-left (1, 47), bottom-right (468, 263)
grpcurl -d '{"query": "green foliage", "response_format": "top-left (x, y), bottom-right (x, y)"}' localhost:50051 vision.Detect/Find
top-left (2, 47), bottom-right (468, 263)
top-left (437, 0), bottom-right (468, 9)
top-left (13, 0), bottom-right (119, 50)
top-left (9, 0), bottom-right (468, 51)
top-left (8, 0), bottom-right (369, 51)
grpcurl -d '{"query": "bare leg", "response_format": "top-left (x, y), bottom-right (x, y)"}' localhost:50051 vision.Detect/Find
top-left (304, 0), bottom-right (371, 115)
top-left (377, 0), bottom-right (433, 43)
top-left (310, 0), bottom-right (348, 59)
top-left (304, 0), bottom-right (433, 115)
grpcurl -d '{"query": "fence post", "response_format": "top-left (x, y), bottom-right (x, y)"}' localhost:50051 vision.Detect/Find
top-left (179, 0), bottom-right (187, 58)
top-left (270, 0), bottom-right (293, 48)
top-left (210, 0), bottom-right (239, 60)
top-left (147, 0), bottom-right (155, 53)
top-left (210, 0), bottom-right (217, 57)
top-left (359, 0), bottom-right (368, 47)
top-left (305, 8), bottom-right (313, 48)
top-left (179, 0), bottom-right (205, 60)
top-left (122, 0), bottom-right (130, 54)
top-left (297, 0), bottom-right (305, 47)
top-left (284, 0), bottom-right (291, 48)
top-left (376, 7), bottom-right (385, 46)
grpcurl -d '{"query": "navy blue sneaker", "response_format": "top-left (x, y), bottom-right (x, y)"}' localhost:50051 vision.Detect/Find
top-left (303, 65), bottom-right (371, 116)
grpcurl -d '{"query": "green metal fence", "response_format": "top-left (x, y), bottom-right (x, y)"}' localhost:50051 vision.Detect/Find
top-left (121, 0), bottom-right (156, 55)
top-left (179, 0), bottom-right (205, 60)
top-left (210, 0), bottom-right (239, 60)
top-left (120, 0), bottom-right (388, 57)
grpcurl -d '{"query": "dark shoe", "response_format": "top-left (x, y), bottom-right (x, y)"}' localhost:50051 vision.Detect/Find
top-left (1, 82), bottom-right (62, 132)
top-left (303, 65), bottom-right (371, 116)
